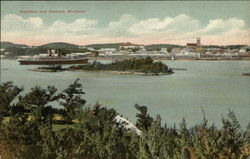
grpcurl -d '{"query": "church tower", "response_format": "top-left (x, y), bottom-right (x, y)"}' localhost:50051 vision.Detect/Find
top-left (196, 37), bottom-right (201, 46)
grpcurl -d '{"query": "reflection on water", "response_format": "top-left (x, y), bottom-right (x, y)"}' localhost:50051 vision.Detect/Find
top-left (1, 59), bottom-right (250, 128)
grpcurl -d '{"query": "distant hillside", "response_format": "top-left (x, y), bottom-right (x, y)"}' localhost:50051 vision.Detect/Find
top-left (145, 44), bottom-right (184, 50)
top-left (202, 45), bottom-right (221, 48)
top-left (86, 42), bottom-right (133, 49)
top-left (0, 41), bottom-right (28, 48)
top-left (224, 45), bottom-right (247, 50)
top-left (86, 43), bottom-right (185, 50)
top-left (38, 42), bottom-right (79, 49)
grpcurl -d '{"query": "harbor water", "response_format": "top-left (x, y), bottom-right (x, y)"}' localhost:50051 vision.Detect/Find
top-left (1, 59), bottom-right (250, 128)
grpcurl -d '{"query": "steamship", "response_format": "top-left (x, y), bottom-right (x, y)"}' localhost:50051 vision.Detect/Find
top-left (17, 49), bottom-right (88, 65)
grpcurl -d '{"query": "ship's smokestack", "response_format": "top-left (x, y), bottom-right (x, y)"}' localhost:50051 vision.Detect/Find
top-left (48, 49), bottom-right (52, 56)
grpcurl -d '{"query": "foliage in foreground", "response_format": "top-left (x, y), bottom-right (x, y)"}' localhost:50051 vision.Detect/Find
top-left (0, 80), bottom-right (249, 159)
top-left (70, 57), bottom-right (173, 74)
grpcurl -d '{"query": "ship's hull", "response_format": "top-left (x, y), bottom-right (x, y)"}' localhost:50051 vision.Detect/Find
top-left (18, 58), bottom-right (88, 65)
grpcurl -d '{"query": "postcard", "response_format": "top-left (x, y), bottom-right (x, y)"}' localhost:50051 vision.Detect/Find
top-left (1, 1), bottom-right (249, 159)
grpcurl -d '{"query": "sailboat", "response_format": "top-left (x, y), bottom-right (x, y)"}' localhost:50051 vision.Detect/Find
top-left (171, 54), bottom-right (175, 61)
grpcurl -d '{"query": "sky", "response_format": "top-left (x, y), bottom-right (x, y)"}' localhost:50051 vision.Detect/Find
top-left (1, 1), bottom-right (250, 46)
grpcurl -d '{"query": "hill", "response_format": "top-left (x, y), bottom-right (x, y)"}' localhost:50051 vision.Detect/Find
top-left (86, 42), bottom-right (133, 49)
top-left (87, 43), bottom-right (185, 50)
top-left (38, 42), bottom-right (79, 49)
top-left (145, 44), bottom-right (184, 50)
top-left (0, 41), bottom-right (28, 48)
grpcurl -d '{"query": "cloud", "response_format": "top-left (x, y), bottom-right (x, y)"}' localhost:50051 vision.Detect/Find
top-left (200, 18), bottom-right (245, 35)
top-left (2, 14), bottom-right (43, 31)
top-left (1, 13), bottom-right (249, 45)
top-left (129, 14), bottom-right (200, 35)
top-left (125, 14), bottom-right (249, 45)
top-left (47, 18), bottom-right (98, 35)
top-left (103, 14), bottom-right (137, 37)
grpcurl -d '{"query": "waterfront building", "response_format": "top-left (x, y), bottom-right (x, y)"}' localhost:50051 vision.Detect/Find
top-left (87, 47), bottom-right (95, 51)
top-left (171, 48), bottom-right (183, 54)
top-left (78, 45), bottom-right (86, 49)
top-left (100, 48), bottom-right (117, 55)
top-left (239, 48), bottom-right (246, 53)
top-left (160, 48), bottom-right (169, 53)
top-left (119, 44), bottom-right (145, 51)
top-left (186, 37), bottom-right (201, 52)
top-left (206, 48), bottom-right (220, 53)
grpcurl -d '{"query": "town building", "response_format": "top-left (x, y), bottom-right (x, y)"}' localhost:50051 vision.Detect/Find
top-left (160, 48), bottom-right (170, 53)
top-left (87, 47), bottom-right (95, 51)
top-left (119, 44), bottom-right (145, 51)
top-left (78, 45), bottom-right (86, 49)
top-left (239, 48), bottom-right (246, 53)
top-left (171, 48), bottom-right (183, 54)
top-left (100, 48), bottom-right (117, 54)
top-left (186, 37), bottom-right (201, 52)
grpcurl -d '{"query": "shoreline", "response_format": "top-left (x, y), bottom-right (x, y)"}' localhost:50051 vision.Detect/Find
top-left (88, 56), bottom-right (250, 61)
top-left (29, 67), bottom-right (173, 75)
top-left (67, 69), bottom-right (174, 76)
top-left (28, 68), bottom-right (66, 72)
top-left (1, 56), bottom-right (250, 61)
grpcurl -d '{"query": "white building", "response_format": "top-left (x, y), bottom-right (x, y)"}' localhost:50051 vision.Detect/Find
top-left (78, 45), bottom-right (86, 49)
top-left (160, 48), bottom-right (169, 53)
top-left (87, 47), bottom-right (95, 51)
top-left (114, 115), bottom-right (141, 136)
top-left (239, 49), bottom-right (246, 53)
top-left (171, 48), bottom-right (183, 54)
top-left (186, 37), bottom-right (201, 52)
top-left (119, 44), bottom-right (145, 50)
top-left (100, 48), bottom-right (117, 54)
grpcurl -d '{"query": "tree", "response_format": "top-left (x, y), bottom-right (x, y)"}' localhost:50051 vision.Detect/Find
top-left (92, 101), bottom-right (102, 117)
top-left (220, 110), bottom-right (245, 159)
top-left (16, 85), bottom-right (60, 122)
top-left (179, 118), bottom-right (190, 148)
top-left (60, 79), bottom-right (86, 121)
top-left (0, 81), bottom-right (23, 115)
top-left (135, 104), bottom-right (153, 131)
top-left (195, 47), bottom-right (205, 53)
top-left (167, 48), bottom-right (172, 53)
top-left (181, 148), bottom-right (191, 159)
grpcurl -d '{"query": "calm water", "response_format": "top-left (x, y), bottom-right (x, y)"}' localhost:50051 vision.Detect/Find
top-left (1, 59), bottom-right (250, 128)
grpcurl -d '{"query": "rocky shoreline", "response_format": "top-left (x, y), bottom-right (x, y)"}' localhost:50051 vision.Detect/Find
top-left (68, 69), bottom-right (173, 76)
top-left (29, 68), bottom-right (66, 72)
top-left (29, 67), bottom-right (173, 76)
top-left (242, 73), bottom-right (250, 76)
top-left (88, 56), bottom-right (250, 61)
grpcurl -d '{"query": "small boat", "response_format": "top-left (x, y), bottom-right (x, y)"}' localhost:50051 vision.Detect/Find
top-left (242, 73), bottom-right (250, 76)
top-left (171, 55), bottom-right (175, 61)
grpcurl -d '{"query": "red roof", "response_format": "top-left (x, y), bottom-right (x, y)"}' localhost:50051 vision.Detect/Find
top-left (187, 43), bottom-right (197, 46)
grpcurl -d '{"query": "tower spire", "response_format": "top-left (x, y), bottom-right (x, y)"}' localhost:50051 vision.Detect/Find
top-left (197, 37), bottom-right (201, 46)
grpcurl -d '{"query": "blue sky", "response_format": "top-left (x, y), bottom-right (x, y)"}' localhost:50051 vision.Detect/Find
top-left (1, 1), bottom-right (250, 46)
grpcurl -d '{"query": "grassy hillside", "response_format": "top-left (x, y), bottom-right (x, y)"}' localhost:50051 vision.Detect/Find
top-left (0, 41), bottom-right (28, 48)
top-left (87, 43), bottom-right (187, 51)
top-left (38, 42), bottom-right (79, 49)
top-left (145, 44), bottom-right (184, 50)
top-left (86, 42), bottom-right (132, 49)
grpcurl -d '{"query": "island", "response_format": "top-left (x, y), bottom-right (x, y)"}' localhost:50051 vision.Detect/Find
top-left (242, 73), bottom-right (250, 76)
top-left (69, 57), bottom-right (173, 75)
top-left (29, 65), bottom-right (66, 72)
